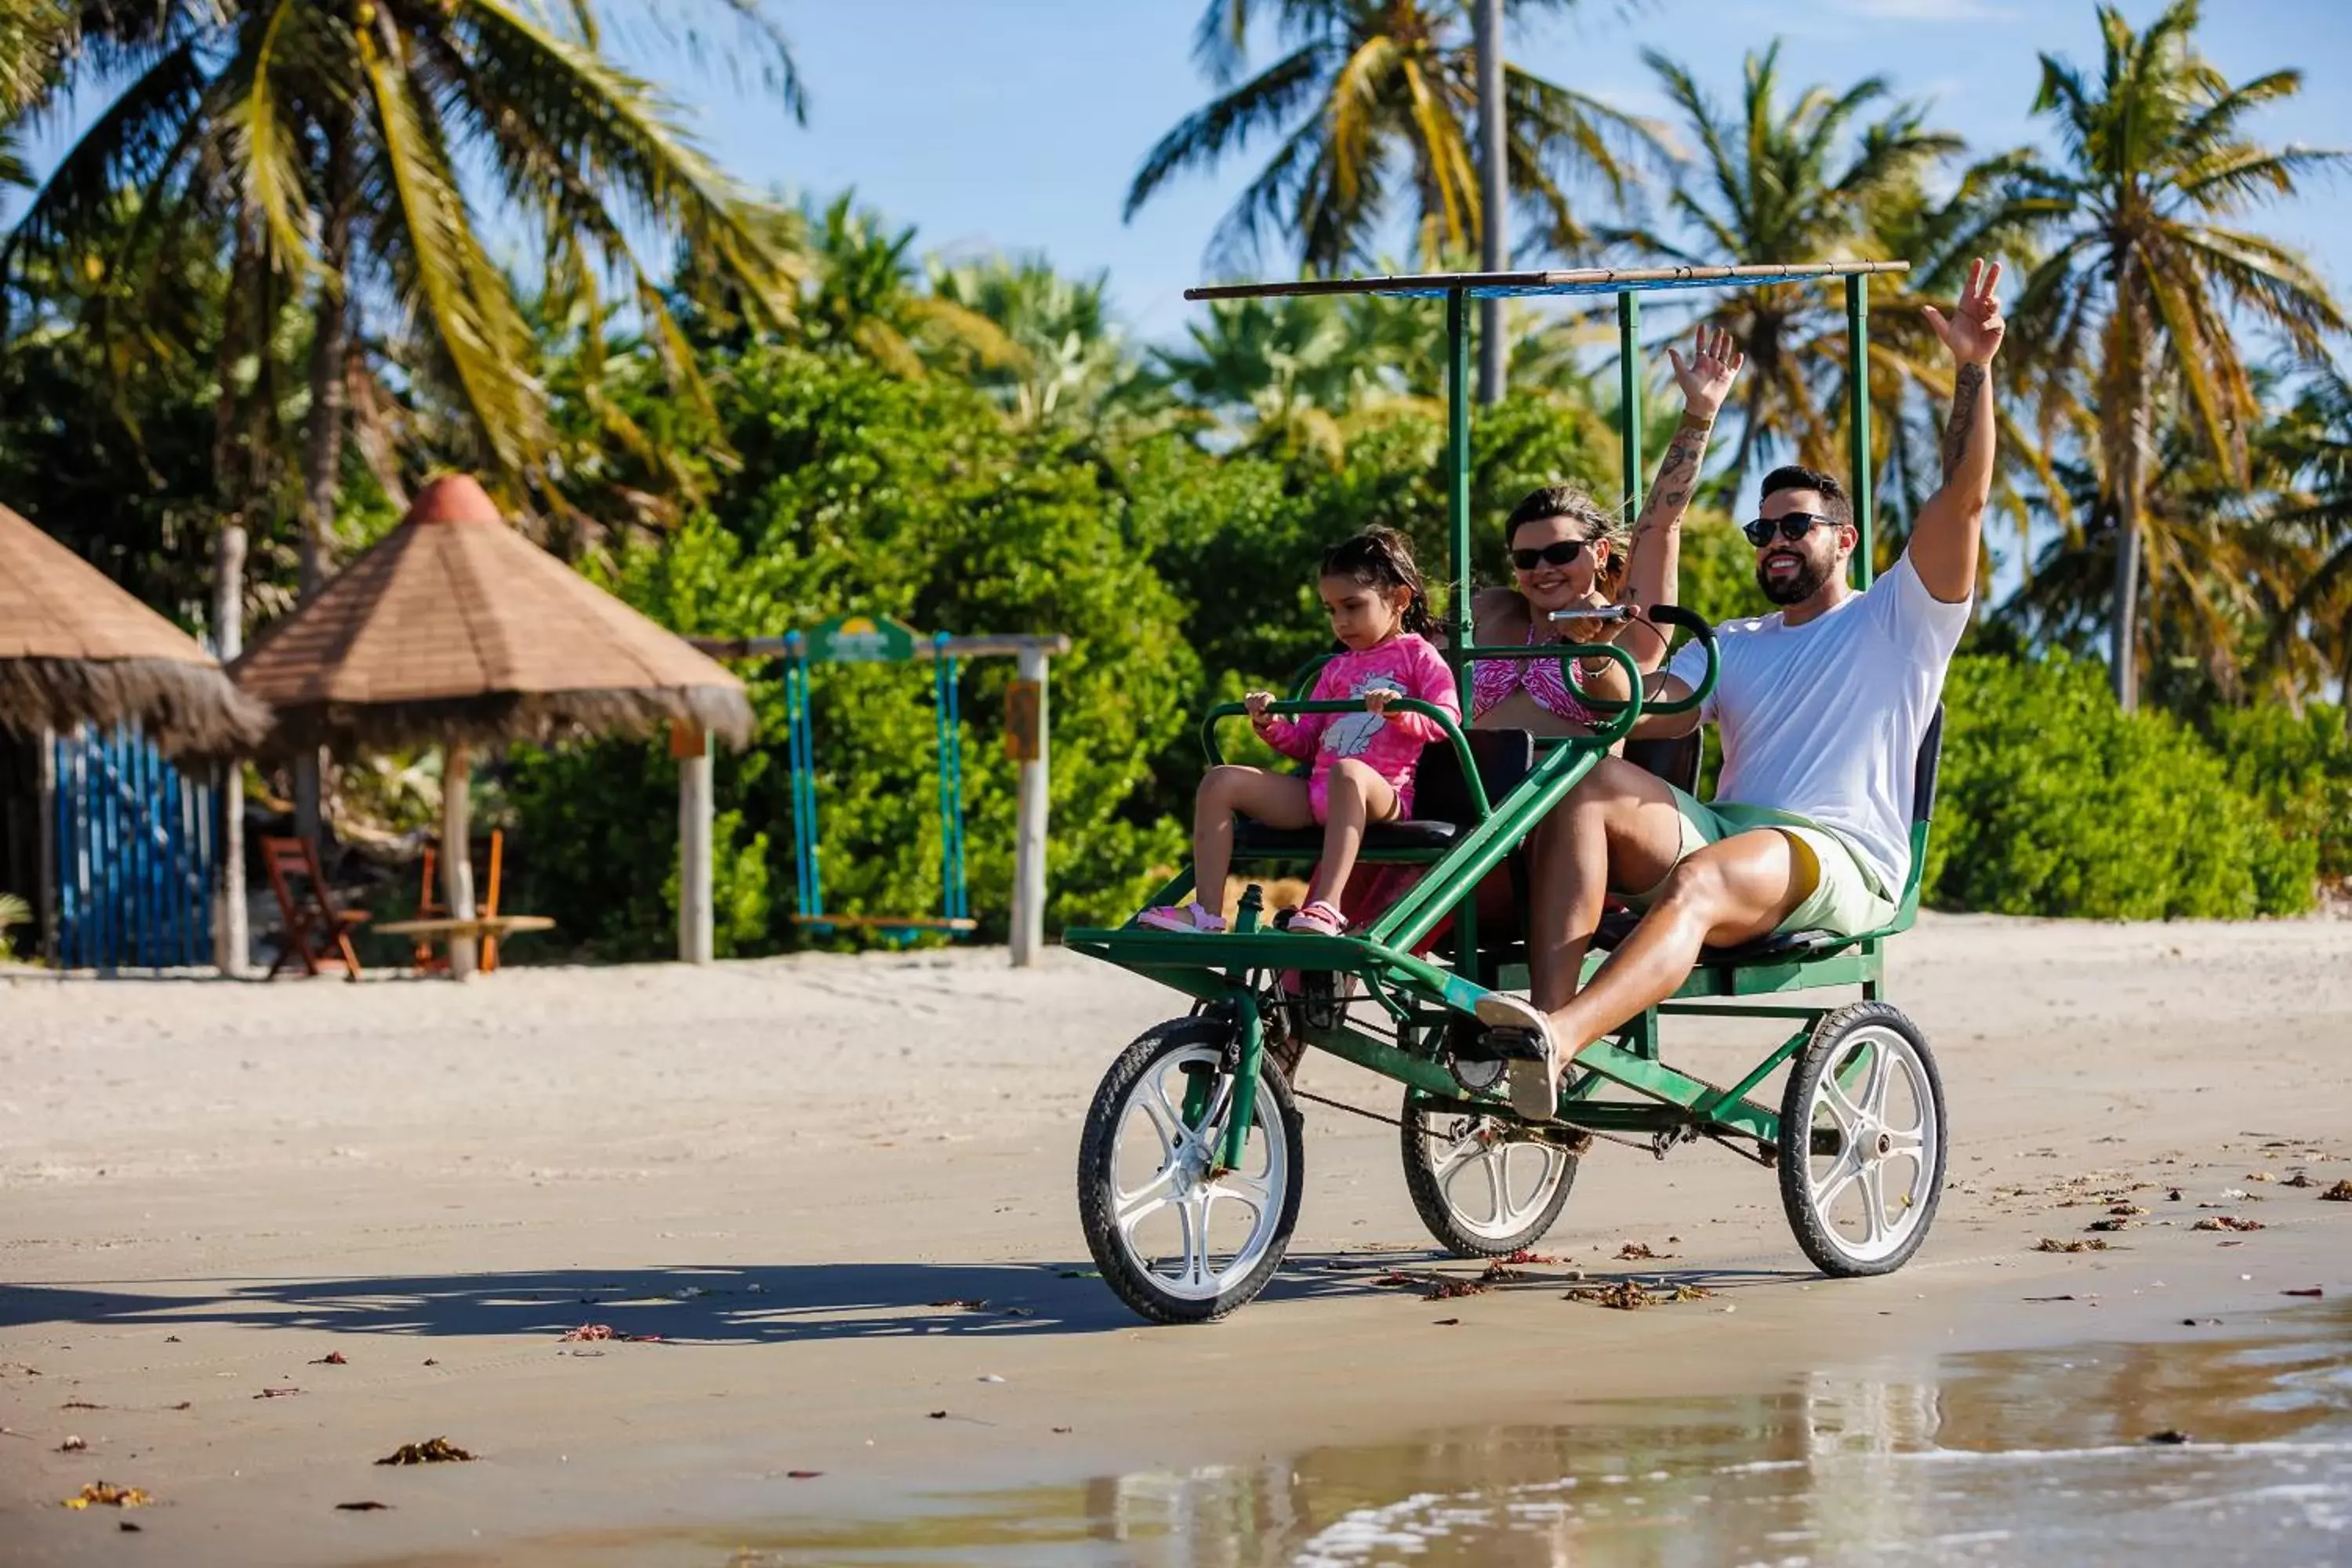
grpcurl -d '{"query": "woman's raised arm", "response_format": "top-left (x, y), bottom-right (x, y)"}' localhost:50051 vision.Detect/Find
top-left (1617, 325), bottom-right (1744, 670)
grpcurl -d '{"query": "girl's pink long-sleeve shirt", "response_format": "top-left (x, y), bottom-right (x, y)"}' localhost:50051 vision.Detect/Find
top-left (1258, 633), bottom-right (1461, 803)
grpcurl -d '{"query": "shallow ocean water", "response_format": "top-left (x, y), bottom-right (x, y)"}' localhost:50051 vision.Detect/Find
top-left (390, 1303), bottom-right (2352, 1568)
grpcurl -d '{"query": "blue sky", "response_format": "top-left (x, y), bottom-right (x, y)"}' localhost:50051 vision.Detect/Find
top-left (10, 0), bottom-right (2346, 347)
top-left (648, 0), bottom-right (2352, 344)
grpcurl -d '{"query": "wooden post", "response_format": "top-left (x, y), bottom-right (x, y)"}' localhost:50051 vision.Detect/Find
top-left (213, 523), bottom-right (249, 977)
top-left (442, 740), bottom-right (477, 979)
top-left (1011, 645), bottom-right (1050, 967)
top-left (36, 726), bottom-right (56, 967)
top-left (294, 753), bottom-right (321, 846)
top-left (674, 721), bottom-right (713, 964)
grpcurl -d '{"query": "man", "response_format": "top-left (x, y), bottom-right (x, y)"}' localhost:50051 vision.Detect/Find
top-left (1476, 258), bottom-right (2006, 1121)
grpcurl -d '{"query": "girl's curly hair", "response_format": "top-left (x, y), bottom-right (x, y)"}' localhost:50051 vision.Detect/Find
top-left (1321, 526), bottom-right (1434, 638)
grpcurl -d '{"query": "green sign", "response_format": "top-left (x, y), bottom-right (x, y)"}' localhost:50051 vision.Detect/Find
top-left (806, 614), bottom-right (920, 664)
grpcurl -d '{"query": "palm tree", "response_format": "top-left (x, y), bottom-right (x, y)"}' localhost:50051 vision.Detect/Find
top-left (0, 0), bottom-right (67, 116)
top-left (2000, 0), bottom-right (2347, 710)
top-left (782, 193), bottom-right (1014, 379)
top-left (1147, 292), bottom-right (1371, 462)
top-left (2254, 368), bottom-right (2352, 724)
top-left (1614, 44), bottom-right (1963, 503)
top-left (5, 1), bottom-right (804, 594)
top-left (2005, 383), bottom-right (2294, 711)
top-left (1126, 0), bottom-right (1654, 275)
top-left (927, 255), bottom-right (1131, 429)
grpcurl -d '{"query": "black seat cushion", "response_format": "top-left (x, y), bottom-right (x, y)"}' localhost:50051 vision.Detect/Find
top-left (1231, 727), bottom-right (1536, 858)
top-left (1699, 927), bottom-right (1850, 964)
top-left (1235, 818), bottom-right (1460, 855)
top-left (1623, 730), bottom-right (1701, 794)
top-left (1588, 908), bottom-right (1849, 964)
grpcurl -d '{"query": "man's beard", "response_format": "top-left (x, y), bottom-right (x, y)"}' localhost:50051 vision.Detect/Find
top-left (1755, 550), bottom-right (1831, 606)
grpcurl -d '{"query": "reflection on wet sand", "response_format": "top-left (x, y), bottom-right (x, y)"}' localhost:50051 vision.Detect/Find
top-left (376, 1305), bottom-right (2352, 1567)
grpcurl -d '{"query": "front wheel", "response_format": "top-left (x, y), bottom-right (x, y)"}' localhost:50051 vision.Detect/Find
top-left (1777, 1001), bottom-right (1946, 1276)
top-left (1076, 1017), bottom-right (1304, 1323)
top-left (1399, 1093), bottom-right (1580, 1257)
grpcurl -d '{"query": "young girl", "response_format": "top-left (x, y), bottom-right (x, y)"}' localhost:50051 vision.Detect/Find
top-left (1141, 528), bottom-right (1459, 938)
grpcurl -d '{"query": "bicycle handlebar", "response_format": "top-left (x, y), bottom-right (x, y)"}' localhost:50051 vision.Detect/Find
top-left (1524, 604), bottom-right (1719, 719)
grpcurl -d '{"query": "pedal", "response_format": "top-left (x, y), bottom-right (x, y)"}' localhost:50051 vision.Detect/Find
top-left (1299, 970), bottom-right (1341, 1030)
top-left (1441, 1018), bottom-right (1508, 1094)
top-left (1480, 1025), bottom-right (1548, 1062)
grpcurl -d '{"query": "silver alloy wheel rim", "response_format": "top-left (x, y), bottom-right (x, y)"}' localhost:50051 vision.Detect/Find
top-left (1803, 1024), bottom-right (1937, 1265)
top-left (1421, 1115), bottom-right (1571, 1241)
top-left (1109, 1044), bottom-right (1290, 1301)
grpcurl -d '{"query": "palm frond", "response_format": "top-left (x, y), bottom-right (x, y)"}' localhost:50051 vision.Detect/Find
top-left (355, 20), bottom-right (543, 470)
top-left (1124, 42), bottom-right (1330, 223)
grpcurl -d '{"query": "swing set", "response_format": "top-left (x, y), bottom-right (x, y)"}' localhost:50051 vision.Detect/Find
top-left (691, 614), bottom-right (1069, 963)
top-left (782, 615), bottom-right (975, 942)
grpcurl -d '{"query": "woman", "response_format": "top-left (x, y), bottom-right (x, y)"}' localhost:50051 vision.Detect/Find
top-left (1469, 325), bottom-right (1744, 737)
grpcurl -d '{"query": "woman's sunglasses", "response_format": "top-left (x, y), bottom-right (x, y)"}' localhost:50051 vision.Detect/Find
top-left (1510, 539), bottom-right (1592, 572)
top-left (1741, 512), bottom-right (1832, 548)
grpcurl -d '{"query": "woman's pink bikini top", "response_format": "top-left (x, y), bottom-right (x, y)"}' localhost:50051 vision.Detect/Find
top-left (1469, 615), bottom-right (1602, 726)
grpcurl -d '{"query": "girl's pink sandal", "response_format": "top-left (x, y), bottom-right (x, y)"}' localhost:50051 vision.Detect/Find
top-left (1286, 901), bottom-right (1348, 937)
top-left (1137, 902), bottom-right (1227, 933)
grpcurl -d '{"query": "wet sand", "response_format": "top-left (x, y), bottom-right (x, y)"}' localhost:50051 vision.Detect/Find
top-left (3, 913), bottom-right (2350, 1565)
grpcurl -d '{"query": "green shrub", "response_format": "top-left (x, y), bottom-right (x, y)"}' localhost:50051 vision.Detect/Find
top-left (505, 348), bottom-right (1192, 956)
top-left (1922, 655), bottom-right (2314, 919)
top-left (2204, 702), bottom-right (2352, 886)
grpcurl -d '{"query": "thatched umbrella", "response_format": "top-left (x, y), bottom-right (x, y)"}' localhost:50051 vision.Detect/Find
top-left (0, 503), bottom-right (269, 756)
top-left (230, 475), bottom-right (753, 976)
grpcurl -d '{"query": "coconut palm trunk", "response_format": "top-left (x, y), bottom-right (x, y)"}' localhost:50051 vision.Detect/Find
top-left (298, 121), bottom-right (355, 600)
top-left (2108, 389), bottom-right (2153, 712)
top-left (292, 124), bottom-right (356, 841)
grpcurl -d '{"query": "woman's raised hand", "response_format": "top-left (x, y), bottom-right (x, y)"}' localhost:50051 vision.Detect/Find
top-left (1666, 325), bottom-right (1746, 420)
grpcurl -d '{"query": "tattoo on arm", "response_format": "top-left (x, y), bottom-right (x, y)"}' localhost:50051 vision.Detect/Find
top-left (1942, 363), bottom-right (1987, 481)
top-left (1634, 412), bottom-right (1713, 535)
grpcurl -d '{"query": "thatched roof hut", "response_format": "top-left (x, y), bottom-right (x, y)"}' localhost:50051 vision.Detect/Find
top-left (230, 475), bottom-right (752, 752)
top-left (0, 503), bottom-right (269, 757)
top-left (227, 474), bottom-right (753, 978)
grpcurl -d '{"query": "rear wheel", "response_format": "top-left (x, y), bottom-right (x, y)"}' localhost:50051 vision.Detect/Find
top-left (1076, 1017), bottom-right (1304, 1323)
top-left (1777, 1002), bottom-right (1946, 1276)
top-left (1400, 1092), bottom-right (1579, 1258)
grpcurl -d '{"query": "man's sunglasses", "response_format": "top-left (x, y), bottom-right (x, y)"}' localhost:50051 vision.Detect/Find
top-left (1741, 512), bottom-right (1833, 548)
top-left (1510, 539), bottom-right (1592, 572)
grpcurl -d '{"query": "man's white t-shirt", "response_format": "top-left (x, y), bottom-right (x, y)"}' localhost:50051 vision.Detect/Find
top-left (1664, 554), bottom-right (1969, 897)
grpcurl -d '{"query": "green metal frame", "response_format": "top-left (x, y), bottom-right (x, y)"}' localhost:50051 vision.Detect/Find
top-left (1065, 262), bottom-right (1914, 1170)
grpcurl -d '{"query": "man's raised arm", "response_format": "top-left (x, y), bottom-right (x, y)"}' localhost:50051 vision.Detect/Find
top-left (1906, 258), bottom-right (2006, 606)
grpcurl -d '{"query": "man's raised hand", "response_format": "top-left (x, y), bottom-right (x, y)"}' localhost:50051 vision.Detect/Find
top-left (1665, 325), bottom-right (1747, 419)
top-left (1922, 258), bottom-right (2005, 368)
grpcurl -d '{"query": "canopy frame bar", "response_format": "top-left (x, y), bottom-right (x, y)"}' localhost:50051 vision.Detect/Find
top-left (1185, 260), bottom-right (1908, 303)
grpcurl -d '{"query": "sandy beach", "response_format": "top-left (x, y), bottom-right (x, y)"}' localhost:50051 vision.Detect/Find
top-left (4, 911), bottom-right (2350, 1565)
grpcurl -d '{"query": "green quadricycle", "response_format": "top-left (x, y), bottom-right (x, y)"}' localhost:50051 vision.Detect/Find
top-left (1065, 261), bottom-right (1949, 1323)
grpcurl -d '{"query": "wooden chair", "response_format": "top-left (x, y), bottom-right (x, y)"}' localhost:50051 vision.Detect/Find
top-left (258, 835), bottom-right (366, 981)
top-left (416, 829), bottom-right (506, 973)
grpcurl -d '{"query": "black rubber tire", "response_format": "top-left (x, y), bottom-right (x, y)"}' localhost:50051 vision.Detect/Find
top-left (1076, 1017), bottom-right (1305, 1324)
top-left (1399, 1092), bottom-right (1580, 1257)
top-left (1777, 1000), bottom-right (1947, 1278)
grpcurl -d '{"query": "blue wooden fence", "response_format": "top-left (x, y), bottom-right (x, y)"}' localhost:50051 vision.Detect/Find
top-left (50, 726), bottom-right (217, 971)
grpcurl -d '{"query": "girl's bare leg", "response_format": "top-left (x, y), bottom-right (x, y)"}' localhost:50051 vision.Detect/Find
top-left (1193, 767), bottom-right (1316, 912)
top-left (1306, 759), bottom-right (1399, 908)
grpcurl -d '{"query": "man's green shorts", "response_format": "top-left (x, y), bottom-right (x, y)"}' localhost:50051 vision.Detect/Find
top-left (1613, 785), bottom-right (1898, 938)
